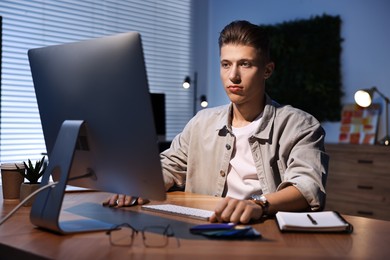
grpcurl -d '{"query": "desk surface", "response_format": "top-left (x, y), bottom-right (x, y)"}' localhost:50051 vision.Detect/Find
top-left (0, 191), bottom-right (389, 259)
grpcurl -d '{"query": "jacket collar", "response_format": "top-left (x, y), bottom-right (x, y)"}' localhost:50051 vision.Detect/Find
top-left (216, 94), bottom-right (277, 140)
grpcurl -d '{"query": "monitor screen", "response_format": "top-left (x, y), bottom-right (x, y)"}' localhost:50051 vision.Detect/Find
top-left (28, 32), bottom-right (166, 202)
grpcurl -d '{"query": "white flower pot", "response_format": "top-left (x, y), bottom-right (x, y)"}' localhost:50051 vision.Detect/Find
top-left (20, 182), bottom-right (41, 206)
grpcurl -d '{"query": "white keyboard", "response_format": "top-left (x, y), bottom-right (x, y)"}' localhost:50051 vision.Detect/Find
top-left (141, 204), bottom-right (214, 221)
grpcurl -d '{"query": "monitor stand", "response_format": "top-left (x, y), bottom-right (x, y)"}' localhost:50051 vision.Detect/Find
top-left (30, 120), bottom-right (113, 234)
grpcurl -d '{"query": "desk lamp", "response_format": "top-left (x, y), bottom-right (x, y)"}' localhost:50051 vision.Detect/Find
top-left (183, 72), bottom-right (208, 115)
top-left (354, 86), bottom-right (390, 145)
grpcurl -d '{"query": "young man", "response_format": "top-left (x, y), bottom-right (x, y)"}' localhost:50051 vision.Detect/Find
top-left (105, 20), bottom-right (329, 224)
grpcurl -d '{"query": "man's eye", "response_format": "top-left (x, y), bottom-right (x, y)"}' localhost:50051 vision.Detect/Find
top-left (241, 62), bottom-right (251, 67)
top-left (221, 63), bottom-right (230, 69)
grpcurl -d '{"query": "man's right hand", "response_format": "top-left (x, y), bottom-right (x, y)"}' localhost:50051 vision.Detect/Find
top-left (102, 194), bottom-right (149, 207)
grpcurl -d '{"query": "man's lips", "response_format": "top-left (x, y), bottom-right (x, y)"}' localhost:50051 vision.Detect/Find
top-left (227, 85), bottom-right (243, 94)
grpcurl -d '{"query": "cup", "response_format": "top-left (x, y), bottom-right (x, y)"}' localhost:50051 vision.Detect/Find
top-left (1, 163), bottom-right (25, 203)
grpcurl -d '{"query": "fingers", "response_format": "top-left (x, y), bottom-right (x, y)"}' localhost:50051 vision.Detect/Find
top-left (210, 197), bottom-right (262, 224)
top-left (213, 197), bottom-right (238, 223)
top-left (137, 197), bottom-right (150, 205)
top-left (239, 203), bottom-right (261, 224)
top-left (209, 213), bottom-right (218, 223)
top-left (102, 194), bottom-right (149, 207)
top-left (102, 194), bottom-right (119, 207)
top-left (117, 194), bottom-right (132, 207)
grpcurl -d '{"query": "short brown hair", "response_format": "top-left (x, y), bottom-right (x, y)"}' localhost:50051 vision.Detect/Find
top-left (218, 20), bottom-right (271, 63)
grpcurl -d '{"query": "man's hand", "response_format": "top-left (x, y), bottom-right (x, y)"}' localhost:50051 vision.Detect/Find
top-left (209, 197), bottom-right (262, 224)
top-left (102, 194), bottom-right (149, 207)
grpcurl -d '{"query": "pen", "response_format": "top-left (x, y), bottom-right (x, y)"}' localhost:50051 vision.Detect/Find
top-left (307, 214), bottom-right (318, 225)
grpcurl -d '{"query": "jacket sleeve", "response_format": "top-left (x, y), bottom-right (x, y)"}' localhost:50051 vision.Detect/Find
top-left (159, 118), bottom-right (194, 191)
top-left (277, 120), bottom-right (329, 211)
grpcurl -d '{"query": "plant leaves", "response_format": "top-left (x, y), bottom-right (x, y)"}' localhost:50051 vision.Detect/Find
top-left (22, 156), bottom-right (46, 184)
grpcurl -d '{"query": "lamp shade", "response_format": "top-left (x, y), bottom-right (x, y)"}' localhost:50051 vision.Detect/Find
top-left (354, 88), bottom-right (374, 107)
top-left (200, 95), bottom-right (208, 108)
top-left (182, 76), bottom-right (191, 89)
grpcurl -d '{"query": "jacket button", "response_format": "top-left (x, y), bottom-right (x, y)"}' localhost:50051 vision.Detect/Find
top-left (220, 170), bottom-right (226, 177)
top-left (225, 144), bottom-right (231, 150)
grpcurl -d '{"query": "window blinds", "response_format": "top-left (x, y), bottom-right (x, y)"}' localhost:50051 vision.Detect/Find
top-left (0, 0), bottom-right (193, 163)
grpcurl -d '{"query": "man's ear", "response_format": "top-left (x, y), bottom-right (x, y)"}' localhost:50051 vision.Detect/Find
top-left (264, 62), bottom-right (275, 79)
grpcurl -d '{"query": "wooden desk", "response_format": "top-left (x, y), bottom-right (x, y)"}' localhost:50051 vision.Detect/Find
top-left (1, 191), bottom-right (389, 259)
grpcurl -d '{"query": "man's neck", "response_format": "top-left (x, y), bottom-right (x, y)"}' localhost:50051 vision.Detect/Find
top-left (232, 103), bottom-right (264, 128)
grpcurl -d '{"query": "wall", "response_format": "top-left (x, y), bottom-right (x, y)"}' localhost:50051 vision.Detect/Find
top-left (198, 0), bottom-right (390, 143)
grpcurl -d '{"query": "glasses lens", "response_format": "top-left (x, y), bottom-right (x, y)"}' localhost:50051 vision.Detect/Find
top-left (110, 227), bottom-right (134, 246)
top-left (142, 226), bottom-right (170, 248)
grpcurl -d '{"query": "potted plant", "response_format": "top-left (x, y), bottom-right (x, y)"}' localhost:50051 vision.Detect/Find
top-left (16, 156), bottom-right (47, 206)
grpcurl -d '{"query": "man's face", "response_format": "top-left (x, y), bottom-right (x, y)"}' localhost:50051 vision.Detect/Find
top-left (220, 44), bottom-right (272, 106)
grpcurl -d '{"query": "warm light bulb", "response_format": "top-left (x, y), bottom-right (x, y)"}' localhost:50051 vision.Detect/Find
top-left (354, 90), bottom-right (372, 107)
top-left (182, 82), bottom-right (190, 89)
top-left (182, 76), bottom-right (191, 89)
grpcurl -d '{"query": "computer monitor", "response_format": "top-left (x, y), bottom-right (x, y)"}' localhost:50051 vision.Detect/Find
top-left (27, 32), bottom-right (166, 234)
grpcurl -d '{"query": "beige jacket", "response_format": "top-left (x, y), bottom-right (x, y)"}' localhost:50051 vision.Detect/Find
top-left (160, 95), bottom-right (329, 210)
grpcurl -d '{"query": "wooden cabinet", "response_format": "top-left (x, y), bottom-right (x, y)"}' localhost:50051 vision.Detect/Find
top-left (325, 144), bottom-right (390, 221)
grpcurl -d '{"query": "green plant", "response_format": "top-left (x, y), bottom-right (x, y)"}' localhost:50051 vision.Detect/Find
top-left (16, 156), bottom-right (47, 184)
top-left (263, 14), bottom-right (344, 122)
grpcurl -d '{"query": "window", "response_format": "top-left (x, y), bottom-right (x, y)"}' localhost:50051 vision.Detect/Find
top-left (0, 0), bottom-right (193, 163)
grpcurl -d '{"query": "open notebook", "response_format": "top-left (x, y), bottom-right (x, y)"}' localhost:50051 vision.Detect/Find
top-left (275, 211), bottom-right (353, 233)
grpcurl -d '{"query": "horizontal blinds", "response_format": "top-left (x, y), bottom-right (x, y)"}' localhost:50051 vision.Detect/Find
top-left (0, 0), bottom-right (193, 163)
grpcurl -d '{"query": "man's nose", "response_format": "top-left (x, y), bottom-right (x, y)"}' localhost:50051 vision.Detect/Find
top-left (229, 66), bottom-right (241, 83)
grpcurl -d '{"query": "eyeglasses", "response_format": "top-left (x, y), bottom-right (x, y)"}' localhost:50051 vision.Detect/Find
top-left (106, 223), bottom-right (180, 248)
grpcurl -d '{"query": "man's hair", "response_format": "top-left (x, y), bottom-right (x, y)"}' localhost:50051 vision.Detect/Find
top-left (218, 20), bottom-right (271, 63)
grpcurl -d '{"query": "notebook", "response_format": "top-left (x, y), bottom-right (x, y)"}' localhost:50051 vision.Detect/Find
top-left (275, 211), bottom-right (353, 233)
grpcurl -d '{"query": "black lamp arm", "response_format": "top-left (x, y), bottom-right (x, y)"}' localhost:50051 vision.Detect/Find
top-left (372, 86), bottom-right (390, 142)
top-left (372, 86), bottom-right (390, 104)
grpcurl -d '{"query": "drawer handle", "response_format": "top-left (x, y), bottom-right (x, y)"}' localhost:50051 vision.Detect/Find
top-left (357, 159), bottom-right (373, 164)
top-left (357, 210), bottom-right (373, 216)
top-left (357, 185), bottom-right (373, 190)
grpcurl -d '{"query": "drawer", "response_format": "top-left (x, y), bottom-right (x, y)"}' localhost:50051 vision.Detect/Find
top-left (325, 198), bottom-right (390, 221)
top-left (329, 153), bottom-right (390, 177)
top-left (326, 187), bottom-right (388, 207)
top-left (326, 175), bottom-right (390, 200)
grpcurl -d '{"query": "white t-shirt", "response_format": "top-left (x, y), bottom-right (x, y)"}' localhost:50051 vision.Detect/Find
top-left (226, 115), bottom-right (262, 199)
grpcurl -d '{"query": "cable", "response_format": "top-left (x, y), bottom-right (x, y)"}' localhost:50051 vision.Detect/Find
top-left (0, 181), bottom-right (59, 226)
